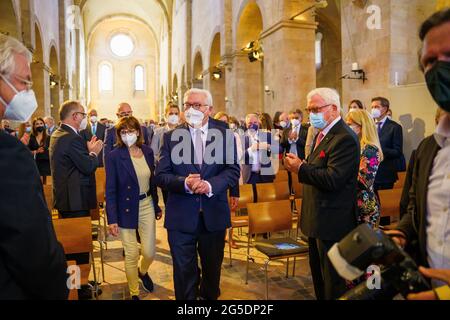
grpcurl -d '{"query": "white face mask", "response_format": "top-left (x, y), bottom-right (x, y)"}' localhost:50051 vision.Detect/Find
top-left (79, 117), bottom-right (88, 130)
top-left (291, 119), bottom-right (300, 127)
top-left (121, 133), bottom-right (138, 147)
top-left (185, 108), bottom-right (205, 128)
top-left (371, 109), bottom-right (382, 119)
top-left (0, 74), bottom-right (38, 122)
top-left (279, 121), bottom-right (288, 129)
top-left (90, 116), bottom-right (98, 123)
top-left (167, 115), bottom-right (179, 125)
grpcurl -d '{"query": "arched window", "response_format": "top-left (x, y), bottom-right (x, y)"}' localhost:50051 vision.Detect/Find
top-left (134, 65), bottom-right (145, 91)
top-left (315, 32), bottom-right (323, 69)
top-left (99, 62), bottom-right (113, 92)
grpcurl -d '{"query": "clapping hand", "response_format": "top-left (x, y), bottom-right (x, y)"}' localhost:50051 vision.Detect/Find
top-left (284, 153), bottom-right (304, 173)
top-left (87, 136), bottom-right (103, 156)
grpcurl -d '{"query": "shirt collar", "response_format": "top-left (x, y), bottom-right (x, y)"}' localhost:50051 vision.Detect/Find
top-left (321, 116), bottom-right (341, 137)
top-left (377, 116), bottom-right (388, 126)
top-left (64, 123), bottom-right (79, 135)
top-left (434, 113), bottom-right (450, 148)
top-left (188, 120), bottom-right (209, 134)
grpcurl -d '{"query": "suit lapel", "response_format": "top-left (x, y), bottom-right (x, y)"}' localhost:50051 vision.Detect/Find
top-left (309, 120), bottom-right (343, 161)
top-left (119, 147), bottom-right (139, 184)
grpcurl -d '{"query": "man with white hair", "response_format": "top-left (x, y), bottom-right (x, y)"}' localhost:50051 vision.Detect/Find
top-left (156, 88), bottom-right (240, 300)
top-left (0, 34), bottom-right (68, 299)
top-left (44, 116), bottom-right (56, 136)
top-left (285, 87), bottom-right (360, 300)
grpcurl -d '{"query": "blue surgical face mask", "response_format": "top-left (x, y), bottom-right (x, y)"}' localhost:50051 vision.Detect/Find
top-left (248, 123), bottom-right (259, 131)
top-left (310, 112), bottom-right (328, 129)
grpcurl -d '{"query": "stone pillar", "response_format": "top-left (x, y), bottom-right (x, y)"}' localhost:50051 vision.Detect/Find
top-left (20, 0), bottom-right (32, 47)
top-left (185, 0), bottom-right (193, 89)
top-left (260, 19), bottom-right (317, 116)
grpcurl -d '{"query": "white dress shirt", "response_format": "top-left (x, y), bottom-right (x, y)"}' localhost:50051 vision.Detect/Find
top-left (376, 115), bottom-right (388, 130)
top-left (288, 125), bottom-right (300, 156)
top-left (320, 116), bottom-right (342, 139)
top-left (426, 114), bottom-right (450, 288)
top-left (247, 131), bottom-right (261, 172)
top-left (185, 122), bottom-right (213, 197)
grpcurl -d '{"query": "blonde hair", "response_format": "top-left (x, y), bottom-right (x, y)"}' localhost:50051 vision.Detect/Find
top-left (346, 109), bottom-right (384, 161)
top-left (214, 111), bottom-right (229, 122)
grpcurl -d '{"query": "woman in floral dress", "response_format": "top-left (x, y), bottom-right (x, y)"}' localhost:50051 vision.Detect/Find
top-left (346, 110), bottom-right (384, 229)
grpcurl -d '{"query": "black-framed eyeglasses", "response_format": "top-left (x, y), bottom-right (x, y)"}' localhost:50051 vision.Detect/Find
top-left (74, 112), bottom-right (87, 119)
top-left (183, 103), bottom-right (209, 111)
top-left (120, 129), bottom-right (137, 135)
top-left (306, 104), bottom-right (332, 114)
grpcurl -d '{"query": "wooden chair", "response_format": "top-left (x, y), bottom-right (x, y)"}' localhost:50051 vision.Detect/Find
top-left (256, 182), bottom-right (291, 203)
top-left (378, 188), bottom-right (402, 226)
top-left (93, 167), bottom-right (107, 281)
top-left (245, 200), bottom-right (309, 300)
top-left (227, 184), bottom-right (255, 266)
top-left (273, 170), bottom-right (289, 183)
top-left (393, 171), bottom-right (407, 189)
top-left (53, 217), bottom-right (99, 299)
top-left (291, 180), bottom-right (303, 199)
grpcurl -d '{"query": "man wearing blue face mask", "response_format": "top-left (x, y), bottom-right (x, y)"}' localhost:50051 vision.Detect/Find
top-left (284, 88), bottom-right (360, 300)
top-left (0, 34), bottom-right (69, 299)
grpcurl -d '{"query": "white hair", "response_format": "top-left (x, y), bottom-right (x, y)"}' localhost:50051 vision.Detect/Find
top-left (307, 88), bottom-right (341, 112)
top-left (0, 34), bottom-right (32, 76)
top-left (184, 88), bottom-right (213, 106)
top-left (245, 113), bottom-right (259, 123)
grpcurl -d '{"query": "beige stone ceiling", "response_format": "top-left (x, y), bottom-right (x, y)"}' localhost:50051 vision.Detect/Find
top-left (81, 0), bottom-right (172, 42)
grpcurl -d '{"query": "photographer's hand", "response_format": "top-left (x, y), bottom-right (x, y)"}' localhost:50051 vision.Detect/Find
top-left (407, 267), bottom-right (450, 300)
top-left (384, 230), bottom-right (407, 248)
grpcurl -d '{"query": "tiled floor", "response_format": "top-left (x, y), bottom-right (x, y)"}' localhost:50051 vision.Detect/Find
top-left (91, 211), bottom-right (315, 301)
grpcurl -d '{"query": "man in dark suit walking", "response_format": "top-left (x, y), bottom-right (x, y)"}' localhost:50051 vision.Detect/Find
top-left (80, 108), bottom-right (106, 167)
top-left (156, 88), bottom-right (240, 300)
top-left (370, 97), bottom-right (405, 191)
top-left (0, 34), bottom-right (68, 299)
top-left (284, 88), bottom-right (360, 300)
top-left (104, 103), bottom-right (151, 162)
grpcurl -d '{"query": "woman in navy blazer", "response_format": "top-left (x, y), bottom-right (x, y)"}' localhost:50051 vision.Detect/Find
top-left (105, 116), bottom-right (162, 300)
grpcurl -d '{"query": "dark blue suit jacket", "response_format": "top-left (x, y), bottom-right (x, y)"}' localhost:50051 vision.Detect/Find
top-left (105, 145), bottom-right (161, 229)
top-left (375, 118), bottom-right (404, 186)
top-left (104, 125), bottom-right (150, 164)
top-left (155, 119), bottom-right (241, 233)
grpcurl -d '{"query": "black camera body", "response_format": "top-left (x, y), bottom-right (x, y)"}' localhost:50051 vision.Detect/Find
top-left (328, 224), bottom-right (430, 300)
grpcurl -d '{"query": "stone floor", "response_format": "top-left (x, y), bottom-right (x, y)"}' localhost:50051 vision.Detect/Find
top-left (90, 211), bottom-right (315, 301)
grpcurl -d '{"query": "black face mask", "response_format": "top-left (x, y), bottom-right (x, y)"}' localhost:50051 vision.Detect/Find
top-left (425, 60), bottom-right (450, 112)
top-left (36, 126), bottom-right (45, 133)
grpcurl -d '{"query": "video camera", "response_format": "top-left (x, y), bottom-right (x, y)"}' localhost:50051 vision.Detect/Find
top-left (328, 224), bottom-right (430, 300)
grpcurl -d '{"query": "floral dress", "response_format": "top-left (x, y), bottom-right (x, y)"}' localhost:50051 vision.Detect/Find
top-left (356, 144), bottom-right (381, 228)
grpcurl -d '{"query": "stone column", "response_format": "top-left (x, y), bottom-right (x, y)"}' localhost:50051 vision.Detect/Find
top-left (260, 19), bottom-right (317, 116)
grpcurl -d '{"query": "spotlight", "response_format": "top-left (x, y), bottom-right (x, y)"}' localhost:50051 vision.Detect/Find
top-left (49, 74), bottom-right (58, 88)
top-left (242, 40), bottom-right (264, 63)
top-left (212, 70), bottom-right (222, 80)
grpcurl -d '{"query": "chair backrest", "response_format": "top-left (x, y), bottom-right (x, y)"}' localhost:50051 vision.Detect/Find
top-left (294, 198), bottom-right (303, 215)
top-left (53, 217), bottom-right (93, 254)
top-left (43, 184), bottom-right (53, 211)
top-left (237, 184), bottom-right (255, 210)
top-left (378, 188), bottom-right (402, 223)
top-left (247, 200), bottom-right (293, 235)
top-left (291, 181), bottom-right (303, 198)
top-left (393, 171), bottom-right (407, 189)
top-left (256, 182), bottom-right (291, 203)
top-left (95, 167), bottom-right (106, 203)
top-left (274, 170), bottom-right (289, 183)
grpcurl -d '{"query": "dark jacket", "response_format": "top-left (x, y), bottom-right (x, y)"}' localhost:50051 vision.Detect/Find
top-left (155, 119), bottom-right (241, 233)
top-left (0, 130), bottom-right (68, 299)
top-left (280, 123), bottom-right (310, 160)
top-left (80, 122), bottom-right (106, 167)
top-left (397, 135), bottom-right (441, 268)
top-left (400, 149), bottom-right (416, 218)
top-left (105, 145), bottom-right (161, 229)
top-left (375, 118), bottom-right (404, 186)
top-left (28, 134), bottom-right (51, 176)
top-left (49, 124), bottom-right (98, 212)
top-left (299, 119), bottom-right (360, 241)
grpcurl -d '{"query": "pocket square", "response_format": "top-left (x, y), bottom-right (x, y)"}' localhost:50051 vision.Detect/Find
top-left (319, 150), bottom-right (326, 159)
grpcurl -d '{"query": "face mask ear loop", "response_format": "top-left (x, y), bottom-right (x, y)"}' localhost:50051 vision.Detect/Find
top-left (0, 73), bottom-right (19, 95)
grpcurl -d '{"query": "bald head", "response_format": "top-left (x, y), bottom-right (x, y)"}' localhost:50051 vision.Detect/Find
top-left (117, 103), bottom-right (133, 118)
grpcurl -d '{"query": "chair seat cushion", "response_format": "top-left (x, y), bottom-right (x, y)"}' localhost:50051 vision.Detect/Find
top-left (255, 238), bottom-right (309, 258)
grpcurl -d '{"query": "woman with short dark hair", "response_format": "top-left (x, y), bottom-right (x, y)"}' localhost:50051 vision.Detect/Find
top-left (105, 116), bottom-right (162, 300)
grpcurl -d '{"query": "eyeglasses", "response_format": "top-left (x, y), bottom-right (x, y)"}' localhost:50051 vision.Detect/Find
top-left (74, 112), bottom-right (87, 119)
top-left (12, 74), bottom-right (33, 90)
top-left (183, 103), bottom-right (209, 111)
top-left (306, 104), bottom-right (332, 114)
top-left (118, 112), bottom-right (133, 118)
top-left (120, 129), bottom-right (137, 135)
